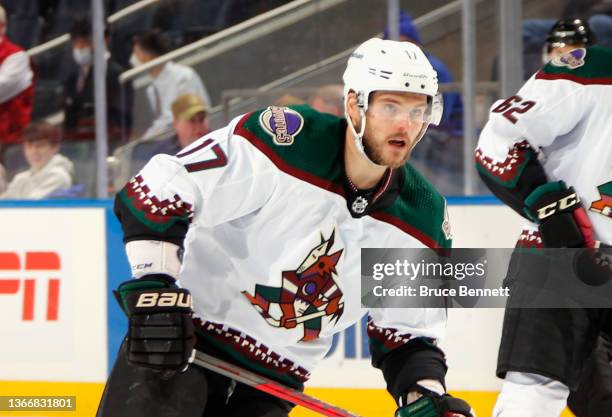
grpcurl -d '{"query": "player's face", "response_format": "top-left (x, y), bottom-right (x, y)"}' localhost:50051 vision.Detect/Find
top-left (24, 140), bottom-right (59, 171)
top-left (362, 91), bottom-right (427, 168)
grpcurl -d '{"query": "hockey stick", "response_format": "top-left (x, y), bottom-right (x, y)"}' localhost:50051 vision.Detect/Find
top-left (191, 350), bottom-right (362, 417)
top-left (286, 309), bottom-right (328, 324)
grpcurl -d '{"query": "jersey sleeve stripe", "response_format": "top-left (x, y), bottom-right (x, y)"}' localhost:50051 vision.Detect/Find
top-left (474, 141), bottom-right (532, 187)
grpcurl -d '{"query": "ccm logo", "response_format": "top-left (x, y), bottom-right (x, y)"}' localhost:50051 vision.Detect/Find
top-left (136, 292), bottom-right (192, 308)
top-left (0, 252), bottom-right (61, 321)
top-left (537, 193), bottom-right (580, 220)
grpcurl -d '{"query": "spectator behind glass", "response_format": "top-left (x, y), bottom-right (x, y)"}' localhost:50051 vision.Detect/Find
top-left (0, 161), bottom-right (6, 193)
top-left (150, 93), bottom-right (209, 156)
top-left (0, 4), bottom-right (34, 146)
top-left (131, 30), bottom-right (211, 139)
top-left (63, 16), bottom-right (133, 142)
top-left (384, 11), bottom-right (463, 135)
top-left (273, 93), bottom-right (305, 107)
top-left (0, 122), bottom-right (74, 199)
top-left (308, 84), bottom-right (344, 116)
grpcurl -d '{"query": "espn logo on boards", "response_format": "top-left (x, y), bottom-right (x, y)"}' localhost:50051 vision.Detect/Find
top-left (0, 252), bottom-right (61, 321)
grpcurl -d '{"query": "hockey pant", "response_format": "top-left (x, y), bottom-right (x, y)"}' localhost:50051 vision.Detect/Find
top-left (567, 334), bottom-right (612, 417)
top-left (96, 340), bottom-right (294, 417)
top-left (497, 249), bottom-right (612, 416)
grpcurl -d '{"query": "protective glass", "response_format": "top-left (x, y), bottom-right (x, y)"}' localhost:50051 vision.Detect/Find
top-left (367, 92), bottom-right (443, 125)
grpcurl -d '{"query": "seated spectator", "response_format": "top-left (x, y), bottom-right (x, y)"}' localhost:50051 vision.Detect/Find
top-left (63, 16), bottom-right (133, 141)
top-left (0, 161), bottom-right (6, 193)
top-left (131, 30), bottom-right (211, 139)
top-left (150, 93), bottom-right (209, 155)
top-left (308, 84), bottom-right (343, 116)
top-left (109, 93), bottom-right (209, 190)
top-left (384, 11), bottom-right (463, 135)
top-left (0, 4), bottom-right (34, 145)
top-left (273, 93), bottom-right (304, 107)
top-left (0, 122), bottom-right (74, 199)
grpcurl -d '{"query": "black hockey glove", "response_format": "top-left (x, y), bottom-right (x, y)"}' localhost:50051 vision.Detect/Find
top-left (524, 181), bottom-right (596, 248)
top-left (114, 274), bottom-right (194, 372)
top-left (395, 387), bottom-right (474, 417)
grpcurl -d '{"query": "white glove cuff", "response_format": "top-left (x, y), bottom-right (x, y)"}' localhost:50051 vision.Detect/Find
top-left (125, 240), bottom-right (183, 279)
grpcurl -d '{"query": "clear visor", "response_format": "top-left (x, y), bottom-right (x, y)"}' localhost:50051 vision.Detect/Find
top-left (366, 92), bottom-right (443, 126)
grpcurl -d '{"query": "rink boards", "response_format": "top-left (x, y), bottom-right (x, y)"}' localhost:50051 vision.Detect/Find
top-left (0, 199), bottom-right (574, 416)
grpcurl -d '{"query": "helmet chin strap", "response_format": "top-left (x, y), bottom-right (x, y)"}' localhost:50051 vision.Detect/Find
top-left (345, 92), bottom-right (431, 169)
top-left (345, 107), bottom-right (387, 169)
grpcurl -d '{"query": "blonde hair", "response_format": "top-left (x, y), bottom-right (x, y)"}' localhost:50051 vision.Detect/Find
top-left (0, 5), bottom-right (5, 37)
top-left (273, 94), bottom-right (305, 107)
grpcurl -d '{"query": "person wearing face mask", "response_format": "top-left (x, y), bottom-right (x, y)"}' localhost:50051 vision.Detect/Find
top-left (63, 16), bottom-right (133, 142)
top-left (130, 29), bottom-right (211, 140)
top-left (0, 161), bottom-right (6, 194)
top-left (0, 4), bottom-right (34, 147)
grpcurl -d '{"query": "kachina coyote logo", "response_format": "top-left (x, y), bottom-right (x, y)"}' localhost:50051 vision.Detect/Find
top-left (242, 231), bottom-right (344, 342)
top-left (590, 181), bottom-right (612, 218)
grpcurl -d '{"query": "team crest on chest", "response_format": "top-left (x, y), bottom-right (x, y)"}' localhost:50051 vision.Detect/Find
top-left (351, 196), bottom-right (369, 214)
top-left (551, 48), bottom-right (586, 69)
top-left (259, 106), bottom-right (304, 146)
top-left (242, 230), bottom-right (344, 342)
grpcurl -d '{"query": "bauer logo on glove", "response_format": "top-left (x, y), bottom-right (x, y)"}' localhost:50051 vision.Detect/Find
top-left (135, 291), bottom-right (192, 308)
top-left (114, 275), bottom-right (195, 372)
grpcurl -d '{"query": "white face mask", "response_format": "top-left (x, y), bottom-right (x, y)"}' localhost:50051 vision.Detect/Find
top-left (129, 53), bottom-right (141, 68)
top-left (73, 47), bottom-right (92, 66)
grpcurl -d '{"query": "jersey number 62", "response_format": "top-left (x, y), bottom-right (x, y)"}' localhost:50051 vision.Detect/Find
top-left (492, 95), bottom-right (536, 124)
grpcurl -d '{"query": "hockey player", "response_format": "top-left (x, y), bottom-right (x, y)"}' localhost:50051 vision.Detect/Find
top-left (96, 38), bottom-right (473, 417)
top-left (475, 44), bottom-right (612, 416)
top-left (542, 18), bottom-right (595, 64)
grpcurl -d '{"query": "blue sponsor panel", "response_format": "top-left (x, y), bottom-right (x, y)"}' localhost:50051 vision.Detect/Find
top-left (325, 315), bottom-right (371, 359)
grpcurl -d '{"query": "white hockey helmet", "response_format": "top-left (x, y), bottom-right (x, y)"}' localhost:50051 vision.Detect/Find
top-left (343, 38), bottom-right (443, 165)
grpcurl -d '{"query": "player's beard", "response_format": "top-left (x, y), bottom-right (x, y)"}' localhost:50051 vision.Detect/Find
top-left (362, 133), bottom-right (411, 169)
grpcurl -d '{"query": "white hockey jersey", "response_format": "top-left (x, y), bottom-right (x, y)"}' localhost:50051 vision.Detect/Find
top-left (476, 46), bottom-right (612, 246)
top-left (115, 105), bottom-right (451, 386)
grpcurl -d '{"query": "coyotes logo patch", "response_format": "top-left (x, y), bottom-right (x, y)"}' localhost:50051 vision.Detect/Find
top-left (259, 106), bottom-right (304, 146)
top-left (551, 47), bottom-right (586, 69)
top-left (242, 231), bottom-right (344, 342)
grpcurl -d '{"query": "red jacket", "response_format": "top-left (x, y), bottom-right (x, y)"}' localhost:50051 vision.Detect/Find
top-left (0, 38), bottom-right (34, 145)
